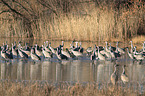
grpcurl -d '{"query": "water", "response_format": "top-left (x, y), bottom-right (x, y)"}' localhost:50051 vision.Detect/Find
top-left (0, 38), bottom-right (145, 92)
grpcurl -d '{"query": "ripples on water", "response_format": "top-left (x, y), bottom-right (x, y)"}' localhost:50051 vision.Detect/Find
top-left (0, 38), bottom-right (145, 93)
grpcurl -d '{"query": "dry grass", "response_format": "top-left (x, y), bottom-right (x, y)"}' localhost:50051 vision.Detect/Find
top-left (131, 35), bottom-right (145, 44)
top-left (0, 81), bottom-right (143, 96)
top-left (0, 0), bottom-right (144, 41)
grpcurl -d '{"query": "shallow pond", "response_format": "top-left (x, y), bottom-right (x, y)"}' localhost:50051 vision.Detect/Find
top-left (0, 38), bottom-right (145, 93)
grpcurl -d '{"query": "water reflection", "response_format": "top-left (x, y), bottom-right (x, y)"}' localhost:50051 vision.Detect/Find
top-left (0, 59), bottom-right (144, 83)
top-left (1, 63), bottom-right (6, 79)
top-left (42, 61), bottom-right (53, 80)
top-left (0, 57), bottom-right (144, 93)
top-left (30, 62), bottom-right (41, 80)
top-left (17, 60), bottom-right (24, 80)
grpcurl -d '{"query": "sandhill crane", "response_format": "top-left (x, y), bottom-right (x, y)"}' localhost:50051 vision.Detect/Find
top-left (56, 47), bottom-right (68, 61)
top-left (126, 47), bottom-right (135, 59)
top-left (79, 42), bottom-right (84, 53)
top-left (116, 42), bottom-right (125, 54)
top-left (49, 43), bottom-right (56, 54)
top-left (102, 47), bottom-right (112, 59)
top-left (70, 49), bottom-right (83, 57)
top-left (44, 41), bottom-right (51, 52)
top-left (97, 46), bottom-right (105, 60)
top-left (20, 43), bottom-right (31, 57)
top-left (109, 47), bottom-right (115, 59)
top-left (18, 44), bottom-right (28, 59)
top-left (133, 46), bottom-right (144, 62)
top-left (1, 47), bottom-right (13, 61)
top-left (109, 43), bottom-right (116, 52)
top-left (66, 48), bottom-right (76, 58)
top-left (59, 41), bottom-right (71, 58)
top-left (71, 42), bottom-right (80, 51)
top-left (42, 45), bottom-right (53, 58)
top-left (31, 48), bottom-right (41, 61)
top-left (70, 41), bottom-right (75, 51)
top-left (69, 42), bottom-right (83, 57)
top-left (61, 47), bottom-right (71, 58)
top-left (139, 41), bottom-right (145, 57)
top-left (11, 43), bottom-right (18, 57)
top-left (130, 41), bottom-right (134, 53)
top-left (35, 44), bottom-right (42, 56)
top-left (86, 47), bottom-right (93, 56)
top-left (105, 41), bottom-right (110, 52)
top-left (90, 45), bottom-right (97, 60)
top-left (143, 41), bottom-right (145, 52)
top-left (121, 65), bottom-right (129, 84)
top-left (111, 64), bottom-right (119, 85)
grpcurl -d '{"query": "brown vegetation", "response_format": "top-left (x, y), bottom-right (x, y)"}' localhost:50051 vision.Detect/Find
top-left (0, 0), bottom-right (144, 41)
top-left (0, 81), bottom-right (143, 96)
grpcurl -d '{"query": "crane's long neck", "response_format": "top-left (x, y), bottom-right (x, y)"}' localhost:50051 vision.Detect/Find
top-left (103, 47), bottom-right (106, 52)
top-left (44, 42), bottom-right (46, 47)
top-left (97, 46), bottom-right (100, 54)
top-left (49, 43), bottom-right (51, 48)
top-left (12, 43), bottom-right (14, 49)
top-left (46, 41), bottom-right (48, 47)
top-left (62, 41), bottom-right (64, 47)
top-left (143, 42), bottom-right (145, 52)
top-left (114, 66), bottom-right (117, 74)
top-left (131, 41), bottom-right (133, 48)
top-left (126, 48), bottom-right (130, 54)
top-left (134, 47), bottom-right (136, 54)
top-left (122, 66), bottom-right (125, 74)
top-left (93, 45), bottom-right (96, 55)
top-left (109, 43), bottom-right (112, 51)
top-left (80, 42), bottom-right (82, 48)
top-left (130, 41), bottom-right (133, 53)
top-left (116, 42), bottom-right (119, 48)
top-left (105, 42), bottom-right (108, 51)
top-left (35, 44), bottom-right (38, 50)
top-left (75, 42), bottom-right (78, 48)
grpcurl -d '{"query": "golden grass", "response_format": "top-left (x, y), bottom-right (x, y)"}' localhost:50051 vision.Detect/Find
top-left (131, 35), bottom-right (145, 44)
top-left (0, 0), bottom-right (144, 41)
top-left (0, 81), bottom-right (143, 96)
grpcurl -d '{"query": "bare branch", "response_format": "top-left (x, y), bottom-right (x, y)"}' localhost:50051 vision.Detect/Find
top-left (0, 10), bottom-right (11, 15)
top-left (37, 0), bottom-right (58, 16)
top-left (13, 0), bottom-right (37, 18)
top-left (1, 0), bottom-right (29, 21)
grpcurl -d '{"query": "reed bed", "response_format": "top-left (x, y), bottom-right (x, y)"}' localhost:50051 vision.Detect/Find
top-left (0, 0), bottom-right (144, 41)
top-left (0, 81), bottom-right (143, 96)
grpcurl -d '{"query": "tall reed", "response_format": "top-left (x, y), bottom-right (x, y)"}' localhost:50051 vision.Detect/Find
top-left (0, 0), bottom-right (144, 41)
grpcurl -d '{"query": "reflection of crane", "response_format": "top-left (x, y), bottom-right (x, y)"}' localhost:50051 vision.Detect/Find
top-left (42, 61), bottom-right (52, 80)
top-left (121, 65), bottom-right (129, 84)
top-left (1, 63), bottom-right (6, 79)
top-left (110, 64), bottom-right (119, 85)
top-left (17, 60), bottom-right (25, 80)
top-left (56, 63), bottom-right (62, 82)
top-left (30, 63), bottom-right (40, 80)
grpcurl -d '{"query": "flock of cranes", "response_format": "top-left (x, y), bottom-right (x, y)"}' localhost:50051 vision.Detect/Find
top-left (0, 40), bottom-right (145, 85)
top-left (0, 41), bottom-right (145, 62)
